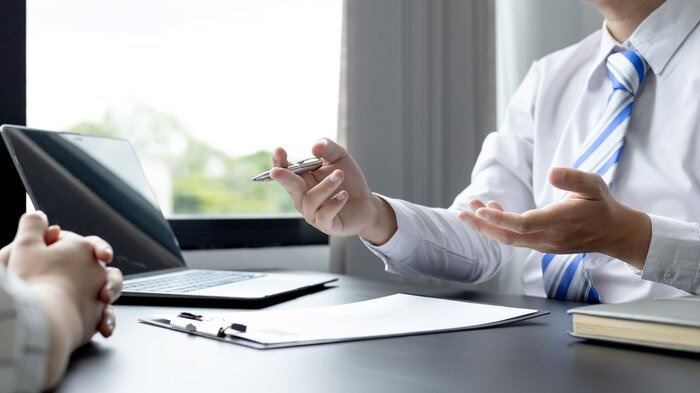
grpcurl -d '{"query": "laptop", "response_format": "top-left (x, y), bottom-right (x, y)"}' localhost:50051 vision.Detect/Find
top-left (1, 124), bottom-right (336, 303)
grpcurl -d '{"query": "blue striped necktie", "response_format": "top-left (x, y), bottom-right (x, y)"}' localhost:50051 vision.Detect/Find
top-left (541, 50), bottom-right (648, 303)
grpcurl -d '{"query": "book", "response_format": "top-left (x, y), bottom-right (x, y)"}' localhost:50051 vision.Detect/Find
top-left (567, 295), bottom-right (700, 353)
top-left (140, 293), bottom-right (548, 349)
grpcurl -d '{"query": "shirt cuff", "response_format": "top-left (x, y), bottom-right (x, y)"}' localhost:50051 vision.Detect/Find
top-left (360, 194), bottom-right (420, 262)
top-left (641, 214), bottom-right (700, 293)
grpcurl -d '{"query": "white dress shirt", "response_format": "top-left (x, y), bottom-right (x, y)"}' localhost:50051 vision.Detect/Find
top-left (365, 0), bottom-right (700, 303)
top-left (0, 264), bottom-right (48, 393)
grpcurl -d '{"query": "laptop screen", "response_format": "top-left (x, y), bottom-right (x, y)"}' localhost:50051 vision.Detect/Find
top-left (1, 125), bottom-right (186, 276)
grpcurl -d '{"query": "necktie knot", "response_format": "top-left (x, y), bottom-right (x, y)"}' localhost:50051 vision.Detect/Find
top-left (606, 50), bottom-right (648, 95)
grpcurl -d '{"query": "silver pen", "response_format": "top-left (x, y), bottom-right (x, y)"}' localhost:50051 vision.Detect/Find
top-left (251, 157), bottom-right (323, 182)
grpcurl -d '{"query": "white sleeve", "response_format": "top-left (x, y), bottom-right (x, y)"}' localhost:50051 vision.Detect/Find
top-left (0, 265), bottom-right (49, 393)
top-left (362, 196), bottom-right (508, 283)
top-left (641, 214), bottom-right (700, 293)
top-left (362, 63), bottom-right (541, 284)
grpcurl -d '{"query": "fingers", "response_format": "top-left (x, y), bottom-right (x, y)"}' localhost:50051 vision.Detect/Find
top-left (0, 244), bottom-right (10, 266)
top-left (270, 166), bottom-right (311, 207)
top-left (301, 170), bottom-right (345, 224)
top-left (310, 138), bottom-right (349, 164)
top-left (44, 225), bottom-right (61, 245)
top-left (100, 267), bottom-right (123, 304)
top-left (3, 223), bottom-right (62, 266)
top-left (469, 198), bottom-right (505, 212)
top-left (549, 167), bottom-right (607, 199)
top-left (13, 211), bottom-right (49, 248)
top-left (309, 184), bottom-right (349, 231)
top-left (314, 191), bottom-right (349, 229)
top-left (97, 305), bottom-right (116, 338)
top-left (469, 199), bottom-right (486, 211)
top-left (98, 268), bottom-right (122, 338)
top-left (271, 139), bottom-right (353, 232)
top-left (85, 236), bottom-right (114, 264)
top-left (270, 148), bottom-right (303, 199)
top-left (458, 209), bottom-right (541, 247)
top-left (466, 196), bottom-right (551, 235)
top-left (473, 207), bottom-right (555, 234)
top-left (272, 147), bottom-right (291, 168)
top-left (486, 201), bottom-right (504, 211)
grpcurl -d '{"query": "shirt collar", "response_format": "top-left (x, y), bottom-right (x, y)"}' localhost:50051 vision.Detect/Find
top-left (596, 0), bottom-right (700, 75)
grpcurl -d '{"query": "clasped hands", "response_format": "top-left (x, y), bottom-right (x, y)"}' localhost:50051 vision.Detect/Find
top-left (0, 212), bottom-right (123, 341)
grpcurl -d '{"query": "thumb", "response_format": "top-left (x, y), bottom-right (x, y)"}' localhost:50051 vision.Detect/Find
top-left (310, 138), bottom-right (349, 165)
top-left (14, 211), bottom-right (50, 247)
top-left (548, 167), bottom-right (608, 199)
top-left (0, 244), bottom-right (11, 266)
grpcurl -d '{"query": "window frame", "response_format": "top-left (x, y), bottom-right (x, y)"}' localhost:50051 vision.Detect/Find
top-left (169, 217), bottom-right (327, 250)
top-left (0, 1), bottom-right (28, 247)
top-left (0, 0), bottom-right (328, 250)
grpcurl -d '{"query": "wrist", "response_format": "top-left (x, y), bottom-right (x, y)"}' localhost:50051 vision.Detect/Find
top-left (608, 203), bottom-right (651, 269)
top-left (29, 283), bottom-right (84, 389)
top-left (359, 194), bottom-right (398, 246)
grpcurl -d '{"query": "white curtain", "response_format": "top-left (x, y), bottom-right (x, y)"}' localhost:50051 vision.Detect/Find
top-left (334, 0), bottom-right (496, 283)
top-left (497, 0), bottom-right (602, 121)
top-left (333, 0), bottom-right (603, 294)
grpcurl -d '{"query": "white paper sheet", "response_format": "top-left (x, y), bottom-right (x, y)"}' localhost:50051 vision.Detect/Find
top-left (156, 294), bottom-right (541, 346)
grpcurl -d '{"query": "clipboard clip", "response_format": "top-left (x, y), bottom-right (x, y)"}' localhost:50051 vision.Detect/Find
top-left (217, 323), bottom-right (248, 337)
top-left (178, 312), bottom-right (203, 321)
top-left (177, 311), bottom-right (247, 337)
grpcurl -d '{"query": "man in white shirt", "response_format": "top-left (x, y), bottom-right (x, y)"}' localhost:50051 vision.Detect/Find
top-left (270, 0), bottom-right (700, 303)
top-left (0, 212), bottom-right (123, 393)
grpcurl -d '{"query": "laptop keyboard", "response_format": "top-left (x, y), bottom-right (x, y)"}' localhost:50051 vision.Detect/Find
top-left (124, 270), bottom-right (264, 293)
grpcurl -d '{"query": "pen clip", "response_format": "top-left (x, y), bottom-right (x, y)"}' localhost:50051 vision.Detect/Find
top-left (217, 322), bottom-right (248, 337)
top-left (288, 157), bottom-right (323, 174)
top-left (296, 157), bottom-right (321, 165)
top-left (178, 312), bottom-right (203, 321)
top-left (251, 156), bottom-right (322, 182)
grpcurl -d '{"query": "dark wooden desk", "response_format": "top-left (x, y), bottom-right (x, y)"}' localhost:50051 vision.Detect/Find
top-left (56, 275), bottom-right (700, 393)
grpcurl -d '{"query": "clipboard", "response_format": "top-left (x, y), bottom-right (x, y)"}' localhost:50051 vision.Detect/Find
top-left (139, 293), bottom-right (549, 349)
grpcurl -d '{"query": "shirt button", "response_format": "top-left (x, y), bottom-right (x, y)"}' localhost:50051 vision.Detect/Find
top-left (663, 271), bottom-right (675, 281)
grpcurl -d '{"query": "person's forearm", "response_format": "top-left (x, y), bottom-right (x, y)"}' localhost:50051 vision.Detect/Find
top-left (30, 285), bottom-right (83, 390)
top-left (359, 194), bottom-right (398, 246)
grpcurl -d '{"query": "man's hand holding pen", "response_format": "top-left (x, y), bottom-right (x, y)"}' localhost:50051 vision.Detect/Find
top-left (266, 138), bottom-right (397, 245)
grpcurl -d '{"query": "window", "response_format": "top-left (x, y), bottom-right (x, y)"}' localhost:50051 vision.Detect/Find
top-left (26, 0), bottom-right (342, 218)
top-left (0, 1), bottom-right (338, 248)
